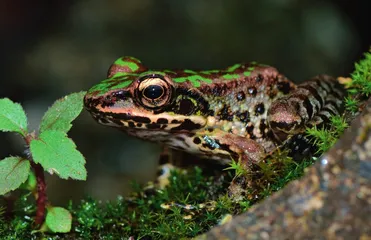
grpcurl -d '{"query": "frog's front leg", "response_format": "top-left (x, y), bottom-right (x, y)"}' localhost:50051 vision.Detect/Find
top-left (195, 129), bottom-right (269, 201)
top-left (196, 129), bottom-right (265, 169)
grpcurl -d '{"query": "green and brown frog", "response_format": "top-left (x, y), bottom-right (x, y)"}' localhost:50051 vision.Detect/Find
top-left (84, 56), bottom-right (345, 182)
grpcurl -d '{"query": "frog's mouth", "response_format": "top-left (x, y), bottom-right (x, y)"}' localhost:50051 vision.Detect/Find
top-left (85, 97), bottom-right (207, 132)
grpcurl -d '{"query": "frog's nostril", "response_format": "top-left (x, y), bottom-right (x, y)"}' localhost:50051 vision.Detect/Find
top-left (268, 101), bottom-right (301, 125)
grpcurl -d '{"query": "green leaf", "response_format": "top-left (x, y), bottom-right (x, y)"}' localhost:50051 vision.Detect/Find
top-left (0, 157), bottom-right (30, 195)
top-left (19, 170), bottom-right (37, 191)
top-left (30, 130), bottom-right (86, 180)
top-left (45, 207), bottom-right (72, 233)
top-left (39, 91), bottom-right (86, 133)
top-left (0, 98), bottom-right (28, 137)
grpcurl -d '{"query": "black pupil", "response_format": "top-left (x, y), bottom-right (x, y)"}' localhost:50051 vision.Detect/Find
top-left (143, 85), bottom-right (164, 99)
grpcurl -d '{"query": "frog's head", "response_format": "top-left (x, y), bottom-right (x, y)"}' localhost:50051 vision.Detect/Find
top-left (84, 57), bottom-right (211, 133)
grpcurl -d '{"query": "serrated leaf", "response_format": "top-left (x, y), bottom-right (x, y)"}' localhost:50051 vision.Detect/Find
top-left (45, 207), bottom-right (72, 233)
top-left (39, 91), bottom-right (86, 133)
top-left (0, 98), bottom-right (28, 137)
top-left (0, 157), bottom-right (31, 195)
top-left (30, 130), bottom-right (86, 180)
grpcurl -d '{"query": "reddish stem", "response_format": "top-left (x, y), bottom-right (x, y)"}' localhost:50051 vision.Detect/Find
top-left (30, 161), bottom-right (47, 226)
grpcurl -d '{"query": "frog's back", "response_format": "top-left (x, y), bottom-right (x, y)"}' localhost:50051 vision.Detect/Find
top-left (162, 63), bottom-right (290, 90)
top-left (157, 62), bottom-right (297, 152)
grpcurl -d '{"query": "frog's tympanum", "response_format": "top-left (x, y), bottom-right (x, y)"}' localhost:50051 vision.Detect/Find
top-left (84, 56), bottom-right (345, 170)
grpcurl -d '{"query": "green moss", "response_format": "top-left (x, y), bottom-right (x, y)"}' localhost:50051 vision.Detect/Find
top-left (345, 49), bottom-right (371, 113)
top-left (345, 96), bottom-right (359, 112)
top-left (1, 168), bottom-right (234, 239)
top-left (0, 194), bottom-right (37, 240)
top-left (247, 149), bottom-right (313, 200)
top-left (0, 207), bottom-right (4, 235)
top-left (3, 161), bottom-right (311, 239)
top-left (306, 125), bottom-right (338, 153)
top-left (350, 50), bottom-right (371, 96)
top-left (224, 159), bottom-right (248, 178)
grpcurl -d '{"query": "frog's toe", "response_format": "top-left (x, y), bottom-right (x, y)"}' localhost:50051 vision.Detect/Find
top-left (284, 134), bottom-right (318, 161)
top-left (155, 163), bottom-right (177, 189)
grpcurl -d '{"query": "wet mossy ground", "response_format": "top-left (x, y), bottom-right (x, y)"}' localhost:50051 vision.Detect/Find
top-left (0, 154), bottom-right (315, 239)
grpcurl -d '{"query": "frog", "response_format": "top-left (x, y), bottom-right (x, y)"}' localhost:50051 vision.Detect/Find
top-left (84, 56), bottom-right (345, 177)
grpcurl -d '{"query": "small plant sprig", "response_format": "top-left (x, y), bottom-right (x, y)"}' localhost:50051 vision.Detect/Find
top-left (345, 49), bottom-right (371, 112)
top-left (224, 159), bottom-right (248, 178)
top-left (0, 92), bottom-right (86, 233)
top-left (306, 114), bottom-right (348, 154)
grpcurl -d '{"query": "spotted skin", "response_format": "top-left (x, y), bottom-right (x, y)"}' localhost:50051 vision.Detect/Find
top-left (84, 56), bottom-right (345, 168)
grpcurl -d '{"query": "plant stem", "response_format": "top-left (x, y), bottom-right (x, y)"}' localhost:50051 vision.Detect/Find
top-left (30, 162), bottom-right (47, 226)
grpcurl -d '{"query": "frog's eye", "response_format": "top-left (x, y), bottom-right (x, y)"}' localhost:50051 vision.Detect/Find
top-left (136, 75), bottom-right (172, 109)
top-left (143, 85), bottom-right (164, 100)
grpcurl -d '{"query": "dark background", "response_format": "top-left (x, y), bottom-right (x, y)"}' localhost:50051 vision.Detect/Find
top-left (0, 0), bottom-right (369, 203)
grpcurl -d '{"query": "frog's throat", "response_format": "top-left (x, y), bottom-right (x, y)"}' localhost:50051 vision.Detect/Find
top-left (91, 109), bottom-right (208, 132)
